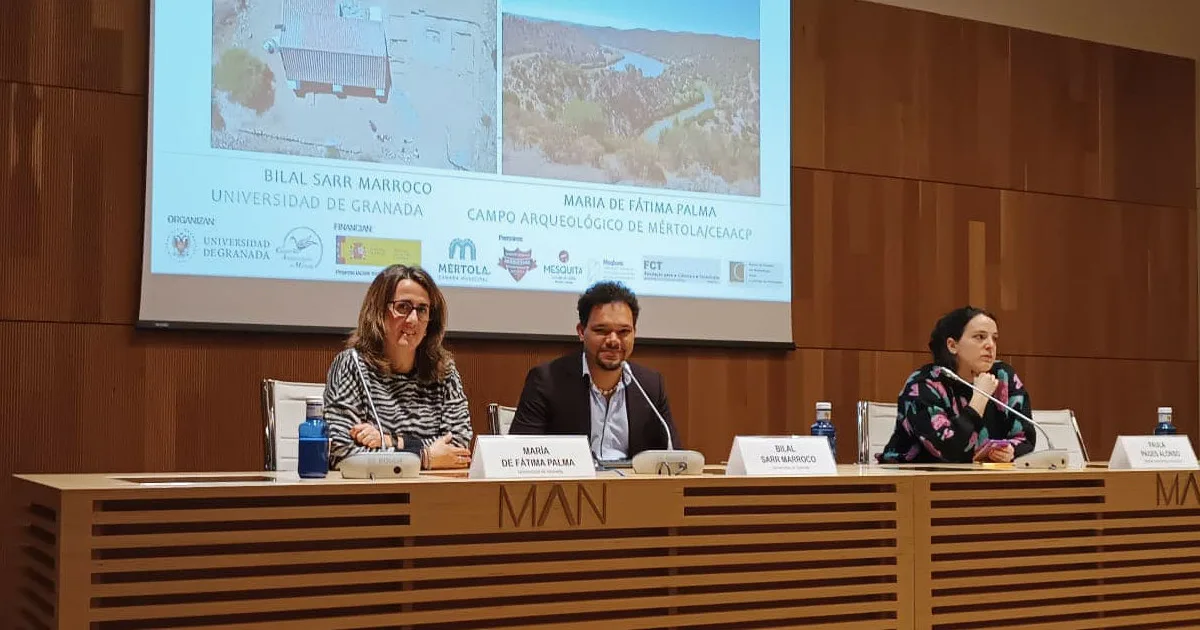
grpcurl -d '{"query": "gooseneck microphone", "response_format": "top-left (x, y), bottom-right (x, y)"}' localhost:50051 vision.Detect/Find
top-left (338, 349), bottom-right (420, 479)
top-left (350, 349), bottom-right (388, 449)
top-left (622, 362), bottom-right (674, 450)
top-left (621, 362), bottom-right (704, 475)
top-left (936, 366), bottom-right (1072, 469)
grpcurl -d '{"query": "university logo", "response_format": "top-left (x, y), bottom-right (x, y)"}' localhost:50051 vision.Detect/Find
top-left (276, 227), bottom-right (323, 269)
top-left (449, 238), bottom-right (477, 261)
top-left (499, 248), bottom-right (537, 281)
top-left (166, 230), bottom-right (194, 260)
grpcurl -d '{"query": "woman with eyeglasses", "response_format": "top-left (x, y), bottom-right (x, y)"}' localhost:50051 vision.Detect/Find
top-left (323, 264), bottom-right (473, 470)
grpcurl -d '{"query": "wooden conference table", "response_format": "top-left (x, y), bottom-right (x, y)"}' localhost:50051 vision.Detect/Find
top-left (13, 464), bottom-right (1200, 629)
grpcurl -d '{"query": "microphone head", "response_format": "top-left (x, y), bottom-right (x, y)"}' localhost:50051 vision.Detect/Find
top-left (621, 361), bottom-right (632, 374)
top-left (937, 366), bottom-right (966, 383)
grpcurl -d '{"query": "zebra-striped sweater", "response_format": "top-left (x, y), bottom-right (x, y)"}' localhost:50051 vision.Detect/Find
top-left (322, 348), bottom-right (473, 468)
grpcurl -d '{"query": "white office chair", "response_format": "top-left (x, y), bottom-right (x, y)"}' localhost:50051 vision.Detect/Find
top-left (856, 401), bottom-right (899, 464)
top-left (487, 403), bottom-right (517, 435)
top-left (1031, 409), bottom-right (1089, 468)
top-left (262, 379), bottom-right (326, 471)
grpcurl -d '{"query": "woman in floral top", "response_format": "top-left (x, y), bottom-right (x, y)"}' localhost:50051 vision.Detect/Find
top-left (878, 306), bottom-right (1036, 464)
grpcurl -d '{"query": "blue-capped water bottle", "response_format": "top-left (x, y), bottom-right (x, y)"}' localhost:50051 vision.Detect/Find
top-left (298, 396), bottom-right (329, 478)
top-left (811, 401), bottom-right (836, 460)
top-left (1155, 406), bottom-right (1178, 436)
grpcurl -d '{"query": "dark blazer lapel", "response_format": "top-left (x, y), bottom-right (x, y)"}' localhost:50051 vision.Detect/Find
top-left (561, 354), bottom-right (592, 437)
top-left (624, 364), bottom-right (652, 454)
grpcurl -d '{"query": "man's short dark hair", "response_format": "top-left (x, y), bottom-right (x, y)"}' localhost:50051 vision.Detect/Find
top-left (577, 281), bottom-right (640, 327)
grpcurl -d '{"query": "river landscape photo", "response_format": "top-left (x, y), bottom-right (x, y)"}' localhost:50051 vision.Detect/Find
top-left (501, 0), bottom-right (761, 196)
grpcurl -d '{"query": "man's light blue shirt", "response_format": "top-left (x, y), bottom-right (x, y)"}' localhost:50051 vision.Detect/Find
top-left (583, 353), bottom-right (631, 460)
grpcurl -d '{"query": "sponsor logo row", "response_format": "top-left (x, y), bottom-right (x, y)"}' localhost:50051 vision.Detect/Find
top-left (162, 217), bottom-right (779, 287)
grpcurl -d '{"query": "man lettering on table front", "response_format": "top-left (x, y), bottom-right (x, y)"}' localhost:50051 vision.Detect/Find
top-left (509, 281), bottom-right (682, 461)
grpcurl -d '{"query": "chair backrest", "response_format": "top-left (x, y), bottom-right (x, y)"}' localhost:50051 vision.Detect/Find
top-left (487, 403), bottom-right (517, 435)
top-left (1031, 409), bottom-right (1088, 468)
top-left (262, 379), bottom-right (326, 471)
top-left (856, 401), bottom-right (899, 464)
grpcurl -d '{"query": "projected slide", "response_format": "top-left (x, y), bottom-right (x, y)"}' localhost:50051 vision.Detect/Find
top-left (144, 0), bottom-right (791, 336)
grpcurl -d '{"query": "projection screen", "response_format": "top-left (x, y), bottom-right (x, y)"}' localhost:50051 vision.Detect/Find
top-left (139, 0), bottom-right (792, 344)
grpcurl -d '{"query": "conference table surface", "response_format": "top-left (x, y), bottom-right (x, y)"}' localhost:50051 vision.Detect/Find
top-left (12, 464), bottom-right (1200, 630)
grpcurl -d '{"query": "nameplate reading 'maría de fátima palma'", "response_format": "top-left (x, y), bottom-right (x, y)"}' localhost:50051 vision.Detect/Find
top-left (470, 435), bottom-right (596, 479)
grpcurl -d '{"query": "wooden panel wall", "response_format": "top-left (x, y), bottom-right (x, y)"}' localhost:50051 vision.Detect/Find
top-left (1, 0), bottom-right (1195, 615)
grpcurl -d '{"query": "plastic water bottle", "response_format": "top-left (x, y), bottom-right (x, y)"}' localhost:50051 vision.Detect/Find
top-left (811, 401), bottom-right (836, 460)
top-left (298, 396), bottom-right (329, 478)
top-left (1155, 406), bottom-right (1178, 436)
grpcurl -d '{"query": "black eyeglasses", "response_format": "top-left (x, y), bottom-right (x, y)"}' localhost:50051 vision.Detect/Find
top-left (388, 300), bottom-right (431, 322)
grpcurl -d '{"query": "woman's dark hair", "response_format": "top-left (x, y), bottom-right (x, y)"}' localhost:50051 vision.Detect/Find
top-left (928, 305), bottom-right (997, 369)
top-left (577, 281), bottom-right (640, 327)
top-left (347, 264), bottom-right (452, 383)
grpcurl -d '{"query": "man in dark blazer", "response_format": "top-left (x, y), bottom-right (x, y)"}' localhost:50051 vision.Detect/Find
top-left (510, 281), bottom-right (682, 459)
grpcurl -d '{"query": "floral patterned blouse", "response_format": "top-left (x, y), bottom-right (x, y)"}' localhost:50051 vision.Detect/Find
top-left (877, 361), bottom-right (1035, 464)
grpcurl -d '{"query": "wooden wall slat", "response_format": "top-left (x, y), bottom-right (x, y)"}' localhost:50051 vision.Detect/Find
top-left (0, 0), bottom-right (148, 95)
top-left (793, 1), bottom-right (1016, 189)
top-left (0, 83), bottom-right (144, 324)
top-left (1108, 48), bottom-right (1197, 209)
top-left (792, 170), bottom-right (1198, 360)
top-left (793, 0), bottom-right (1196, 208)
top-left (1009, 29), bottom-right (1105, 199)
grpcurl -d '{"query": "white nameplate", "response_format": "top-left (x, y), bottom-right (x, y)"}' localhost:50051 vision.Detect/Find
top-left (726, 436), bottom-right (837, 476)
top-left (468, 435), bottom-right (596, 479)
top-left (1108, 435), bottom-right (1199, 470)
